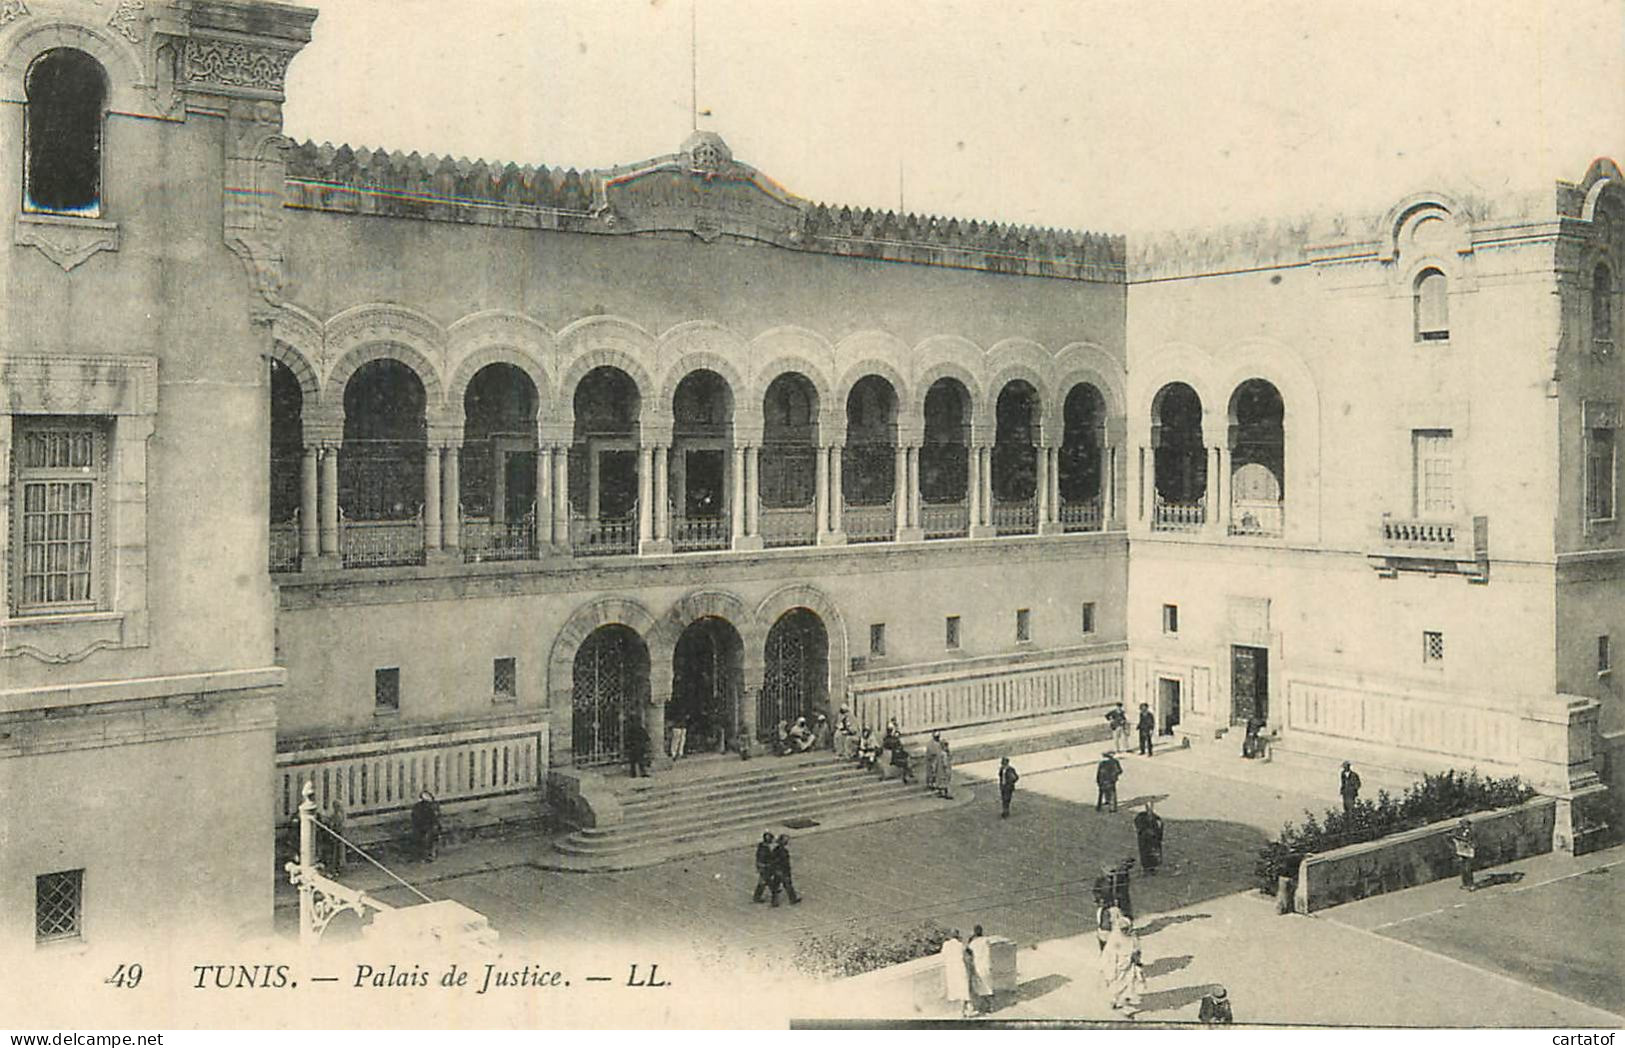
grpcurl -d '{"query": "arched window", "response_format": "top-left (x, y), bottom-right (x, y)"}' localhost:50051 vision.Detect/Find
top-left (1414, 268), bottom-right (1448, 342)
top-left (1594, 263), bottom-right (1614, 350)
top-left (25, 49), bottom-right (107, 215)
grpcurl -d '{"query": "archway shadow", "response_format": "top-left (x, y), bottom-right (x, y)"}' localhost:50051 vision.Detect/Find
top-left (1137, 913), bottom-right (1211, 937)
top-left (1140, 981), bottom-right (1224, 1016)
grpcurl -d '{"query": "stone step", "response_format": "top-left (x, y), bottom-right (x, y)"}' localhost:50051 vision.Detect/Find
top-left (616, 759), bottom-right (871, 814)
top-left (572, 771), bottom-right (899, 843)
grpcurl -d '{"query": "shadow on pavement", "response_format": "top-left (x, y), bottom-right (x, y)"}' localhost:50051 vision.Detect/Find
top-left (1472, 871), bottom-right (1525, 889)
top-left (990, 973), bottom-right (1072, 1011)
top-left (1116, 793), bottom-right (1171, 810)
top-left (1141, 954), bottom-right (1192, 979)
top-left (1138, 913), bottom-right (1211, 937)
top-left (1139, 981), bottom-right (1223, 1016)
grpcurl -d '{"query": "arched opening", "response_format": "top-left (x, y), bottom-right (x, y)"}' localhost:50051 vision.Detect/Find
top-left (671, 616), bottom-right (744, 756)
top-left (759, 609), bottom-right (830, 744)
top-left (760, 372), bottom-right (820, 547)
top-left (1151, 382), bottom-right (1206, 531)
top-left (1595, 263), bottom-right (1614, 352)
top-left (670, 369), bottom-right (734, 551)
top-left (920, 378), bottom-right (971, 539)
top-left (341, 359), bottom-right (428, 566)
top-left (1414, 268), bottom-right (1449, 341)
top-left (25, 49), bottom-right (106, 215)
top-left (842, 375), bottom-right (898, 542)
top-left (461, 363), bottom-right (538, 562)
top-left (1228, 379), bottom-right (1285, 536)
top-left (992, 380), bottom-right (1040, 535)
top-left (570, 366), bottom-right (640, 555)
top-left (269, 359), bottom-right (304, 572)
top-left (1058, 383), bottom-right (1105, 532)
top-left (572, 624), bottom-right (650, 767)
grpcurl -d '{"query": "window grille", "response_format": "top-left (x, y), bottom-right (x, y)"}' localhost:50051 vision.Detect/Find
top-left (945, 616), bottom-right (960, 650)
top-left (35, 869), bottom-right (83, 943)
top-left (493, 657), bottom-right (517, 700)
top-left (375, 667), bottom-right (400, 712)
top-left (1016, 608), bottom-right (1032, 643)
top-left (14, 420), bottom-right (104, 613)
top-left (869, 623), bottom-right (886, 657)
top-left (1081, 602), bottom-right (1096, 634)
top-left (1423, 631), bottom-right (1445, 663)
top-left (1587, 426), bottom-right (1616, 521)
top-left (1412, 430), bottom-right (1454, 517)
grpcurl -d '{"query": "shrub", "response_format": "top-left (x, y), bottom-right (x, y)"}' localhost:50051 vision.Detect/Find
top-left (1256, 769), bottom-right (1535, 891)
top-left (791, 920), bottom-right (955, 978)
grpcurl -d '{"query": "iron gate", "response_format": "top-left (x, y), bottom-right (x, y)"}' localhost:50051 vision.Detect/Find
top-left (573, 629), bottom-right (636, 766)
top-left (759, 611), bottom-right (828, 741)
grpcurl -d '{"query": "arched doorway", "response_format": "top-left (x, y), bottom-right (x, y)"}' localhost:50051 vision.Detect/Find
top-left (462, 362), bottom-right (539, 561)
top-left (570, 365), bottom-right (641, 555)
top-left (1059, 383), bottom-right (1105, 532)
top-left (759, 609), bottom-right (829, 742)
top-left (1151, 381), bottom-right (1206, 531)
top-left (842, 375), bottom-right (898, 543)
top-left (572, 624), bottom-right (650, 767)
top-left (921, 377), bottom-right (971, 538)
top-left (671, 616), bottom-right (744, 754)
top-left (671, 369), bottom-right (734, 551)
top-left (992, 379), bottom-right (1040, 534)
top-left (1228, 379), bottom-right (1285, 536)
top-left (341, 358), bottom-right (428, 566)
top-left (760, 372), bottom-right (820, 547)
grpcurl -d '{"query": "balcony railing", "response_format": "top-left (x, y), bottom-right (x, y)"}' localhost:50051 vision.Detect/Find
top-left (759, 505), bottom-right (816, 547)
top-left (341, 510), bottom-right (427, 568)
top-left (1152, 495), bottom-right (1205, 532)
top-left (920, 501), bottom-right (969, 540)
top-left (844, 502), bottom-right (896, 544)
top-left (672, 514), bottom-right (730, 552)
top-left (463, 513), bottom-right (538, 563)
top-left (1379, 516), bottom-right (1458, 548)
top-left (1058, 497), bottom-right (1102, 533)
top-left (991, 499), bottom-right (1037, 536)
top-left (570, 514), bottom-right (637, 557)
top-left (270, 514), bottom-right (300, 573)
top-left (1229, 498), bottom-right (1284, 537)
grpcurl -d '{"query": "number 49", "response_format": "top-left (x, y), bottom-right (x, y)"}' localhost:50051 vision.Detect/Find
top-left (105, 963), bottom-right (143, 989)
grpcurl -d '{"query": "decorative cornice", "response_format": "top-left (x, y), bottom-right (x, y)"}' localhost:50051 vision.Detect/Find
top-left (0, 352), bottom-right (158, 415)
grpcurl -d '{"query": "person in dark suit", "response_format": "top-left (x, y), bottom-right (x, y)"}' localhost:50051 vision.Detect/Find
top-left (772, 834), bottom-right (801, 905)
top-left (1096, 751), bottom-right (1123, 812)
top-left (1199, 986), bottom-right (1234, 1024)
top-left (1133, 801), bottom-right (1164, 875)
top-left (751, 831), bottom-right (777, 903)
top-left (410, 790), bottom-right (441, 862)
top-left (1137, 703), bottom-right (1156, 756)
top-left (998, 756), bottom-right (1020, 817)
top-left (1450, 819), bottom-right (1477, 890)
top-left (625, 716), bottom-right (651, 778)
top-left (1340, 761), bottom-right (1362, 813)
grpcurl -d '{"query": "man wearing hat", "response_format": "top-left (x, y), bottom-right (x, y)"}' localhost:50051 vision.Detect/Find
top-left (1096, 750), bottom-right (1123, 813)
top-left (1199, 986), bottom-right (1233, 1024)
top-left (1340, 761), bottom-right (1362, 813)
top-left (771, 833), bottom-right (801, 905)
top-left (1450, 818), bottom-right (1477, 890)
top-left (751, 831), bottom-right (778, 903)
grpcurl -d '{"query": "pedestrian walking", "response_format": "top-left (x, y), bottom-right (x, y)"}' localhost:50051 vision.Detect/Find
top-left (1199, 986), bottom-right (1234, 1024)
top-left (997, 756), bottom-right (1019, 817)
top-left (625, 715), bottom-right (652, 777)
top-left (772, 834), bottom-right (802, 904)
top-left (1101, 915), bottom-right (1146, 1017)
top-left (1133, 801), bottom-right (1164, 875)
top-left (1450, 818), bottom-right (1476, 891)
top-left (751, 831), bottom-right (777, 904)
top-left (1107, 702), bottom-right (1131, 753)
top-left (1094, 895), bottom-right (1121, 953)
top-left (939, 737), bottom-right (955, 799)
top-left (1137, 703), bottom-right (1156, 756)
top-left (1340, 761), bottom-right (1362, 813)
top-left (1095, 751), bottom-right (1122, 812)
top-left (967, 924), bottom-right (995, 1014)
top-left (668, 711), bottom-right (687, 760)
top-left (940, 930), bottom-right (974, 1019)
top-left (1104, 857), bottom-right (1135, 919)
top-left (925, 731), bottom-right (943, 793)
top-left (410, 790), bottom-right (441, 862)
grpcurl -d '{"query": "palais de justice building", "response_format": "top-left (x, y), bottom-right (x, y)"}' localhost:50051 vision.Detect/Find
top-left (1, 0), bottom-right (1619, 950)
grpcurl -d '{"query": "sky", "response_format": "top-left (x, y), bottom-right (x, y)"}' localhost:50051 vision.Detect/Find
top-left (282, 0), bottom-right (1625, 235)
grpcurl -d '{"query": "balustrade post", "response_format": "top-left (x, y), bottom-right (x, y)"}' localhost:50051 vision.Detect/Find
top-left (552, 447), bottom-right (571, 553)
top-left (318, 442), bottom-right (340, 564)
top-left (441, 444), bottom-right (461, 551)
top-left (969, 445), bottom-right (995, 538)
top-left (297, 780), bottom-right (317, 948)
top-left (820, 445), bottom-right (846, 545)
top-left (898, 445), bottom-right (924, 541)
top-left (298, 445), bottom-right (319, 563)
top-left (423, 444), bottom-right (443, 554)
top-left (653, 445), bottom-right (670, 542)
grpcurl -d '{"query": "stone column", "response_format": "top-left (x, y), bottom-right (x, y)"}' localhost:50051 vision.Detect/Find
top-left (423, 444), bottom-right (443, 554)
top-left (441, 444), bottom-right (460, 552)
top-left (638, 444), bottom-right (666, 554)
top-left (821, 445), bottom-right (846, 544)
top-left (740, 684), bottom-right (762, 757)
top-left (1103, 445), bottom-right (1116, 529)
top-left (1038, 445), bottom-right (1063, 535)
top-left (298, 445), bottom-right (319, 562)
top-left (536, 444), bottom-right (553, 550)
top-left (736, 445), bottom-right (763, 551)
top-left (552, 446), bottom-right (571, 552)
top-left (644, 700), bottom-right (672, 771)
top-left (814, 443), bottom-right (830, 536)
top-left (1206, 446), bottom-right (1224, 534)
top-left (318, 443), bottom-right (340, 562)
top-left (587, 446), bottom-right (601, 524)
top-left (1035, 443), bottom-right (1051, 528)
top-left (967, 442), bottom-right (982, 532)
top-left (730, 445), bottom-right (747, 548)
top-left (893, 445), bottom-right (908, 536)
top-left (653, 445), bottom-right (670, 542)
top-left (898, 445), bottom-right (924, 542)
top-left (970, 445), bottom-right (995, 538)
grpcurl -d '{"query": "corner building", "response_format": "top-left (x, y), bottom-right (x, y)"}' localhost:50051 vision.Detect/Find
top-left (0, 0), bottom-right (1616, 952)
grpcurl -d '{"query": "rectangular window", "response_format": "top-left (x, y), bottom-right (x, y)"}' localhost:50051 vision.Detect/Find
top-left (13, 420), bottom-right (105, 614)
top-left (375, 667), bottom-right (400, 712)
top-left (869, 624), bottom-right (886, 657)
top-left (1016, 608), bottom-right (1032, 643)
top-left (1081, 602), bottom-right (1096, 635)
top-left (35, 869), bottom-right (83, 944)
top-left (1600, 635), bottom-right (1612, 675)
top-left (1162, 604), bottom-right (1179, 634)
top-left (945, 616), bottom-right (960, 650)
top-left (1412, 429), bottom-right (1455, 518)
top-left (1423, 631), bottom-right (1445, 663)
top-left (1587, 426), bottom-right (1616, 522)
top-left (493, 657), bottom-right (517, 701)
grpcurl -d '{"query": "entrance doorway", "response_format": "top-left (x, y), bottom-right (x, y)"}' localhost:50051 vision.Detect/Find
top-left (671, 616), bottom-right (743, 754)
top-left (1231, 645), bottom-right (1269, 724)
top-left (1157, 677), bottom-right (1182, 735)
top-left (572, 624), bottom-right (650, 766)
top-left (759, 609), bottom-right (829, 742)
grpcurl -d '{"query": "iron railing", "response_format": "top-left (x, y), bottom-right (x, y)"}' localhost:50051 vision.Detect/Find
top-left (1152, 495), bottom-right (1205, 532)
top-left (920, 501), bottom-right (969, 539)
top-left (463, 510), bottom-right (538, 563)
top-left (1058, 497), bottom-right (1103, 533)
top-left (843, 502), bottom-right (896, 544)
top-left (341, 508), bottom-right (427, 568)
top-left (759, 505), bottom-right (817, 548)
top-left (672, 514), bottom-right (730, 552)
top-left (570, 514), bottom-right (637, 557)
top-left (270, 512), bottom-right (300, 573)
top-left (991, 499), bottom-right (1038, 536)
top-left (1229, 498), bottom-right (1284, 537)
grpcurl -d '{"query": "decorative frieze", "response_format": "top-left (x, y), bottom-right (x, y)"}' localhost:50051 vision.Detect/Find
top-left (107, 0), bottom-right (144, 44)
top-left (0, 0), bottom-right (27, 27)
top-left (184, 36), bottom-right (295, 96)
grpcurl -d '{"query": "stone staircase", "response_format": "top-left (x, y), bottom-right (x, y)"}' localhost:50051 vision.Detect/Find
top-left (546, 708), bottom-right (1111, 871)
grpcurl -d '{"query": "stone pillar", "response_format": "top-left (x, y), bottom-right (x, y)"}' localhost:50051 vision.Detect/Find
top-left (967, 442), bottom-right (982, 532)
top-left (730, 445), bottom-right (747, 547)
top-left (644, 699), bottom-right (672, 771)
top-left (318, 443), bottom-right (340, 562)
top-left (298, 445), bottom-right (319, 561)
top-left (893, 445), bottom-right (908, 536)
top-left (970, 445), bottom-right (995, 538)
top-left (1206, 446), bottom-right (1224, 534)
top-left (423, 444), bottom-right (443, 553)
top-left (587, 446), bottom-right (601, 524)
top-left (441, 444), bottom-right (461, 551)
top-left (821, 445), bottom-right (846, 545)
top-left (1104, 445), bottom-right (1117, 529)
top-left (638, 444), bottom-right (666, 554)
top-left (740, 684), bottom-right (762, 756)
top-left (653, 445), bottom-right (670, 542)
top-left (814, 443), bottom-right (830, 536)
top-left (536, 444), bottom-right (553, 550)
top-left (1038, 445), bottom-right (1063, 535)
top-left (898, 445), bottom-right (924, 542)
top-left (735, 445), bottom-right (763, 551)
top-left (552, 447), bottom-right (571, 551)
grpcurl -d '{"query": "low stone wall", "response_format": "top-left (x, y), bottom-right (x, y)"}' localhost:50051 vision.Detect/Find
top-left (1293, 797), bottom-right (1556, 913)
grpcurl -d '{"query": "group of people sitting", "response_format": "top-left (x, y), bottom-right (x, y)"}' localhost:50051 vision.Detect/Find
top-left (773, 714), bottom-right (829, 755)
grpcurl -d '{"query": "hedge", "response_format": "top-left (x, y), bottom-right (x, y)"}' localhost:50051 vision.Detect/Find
top-left (791, 920), bottom-right (955, 978)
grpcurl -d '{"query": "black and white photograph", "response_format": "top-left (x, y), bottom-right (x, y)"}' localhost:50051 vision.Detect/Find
top-left (1, 0), bottom-right (1623, 1036)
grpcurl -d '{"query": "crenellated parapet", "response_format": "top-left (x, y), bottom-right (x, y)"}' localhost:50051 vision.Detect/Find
top-left (282, 131), bottom-right (1126, 283)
